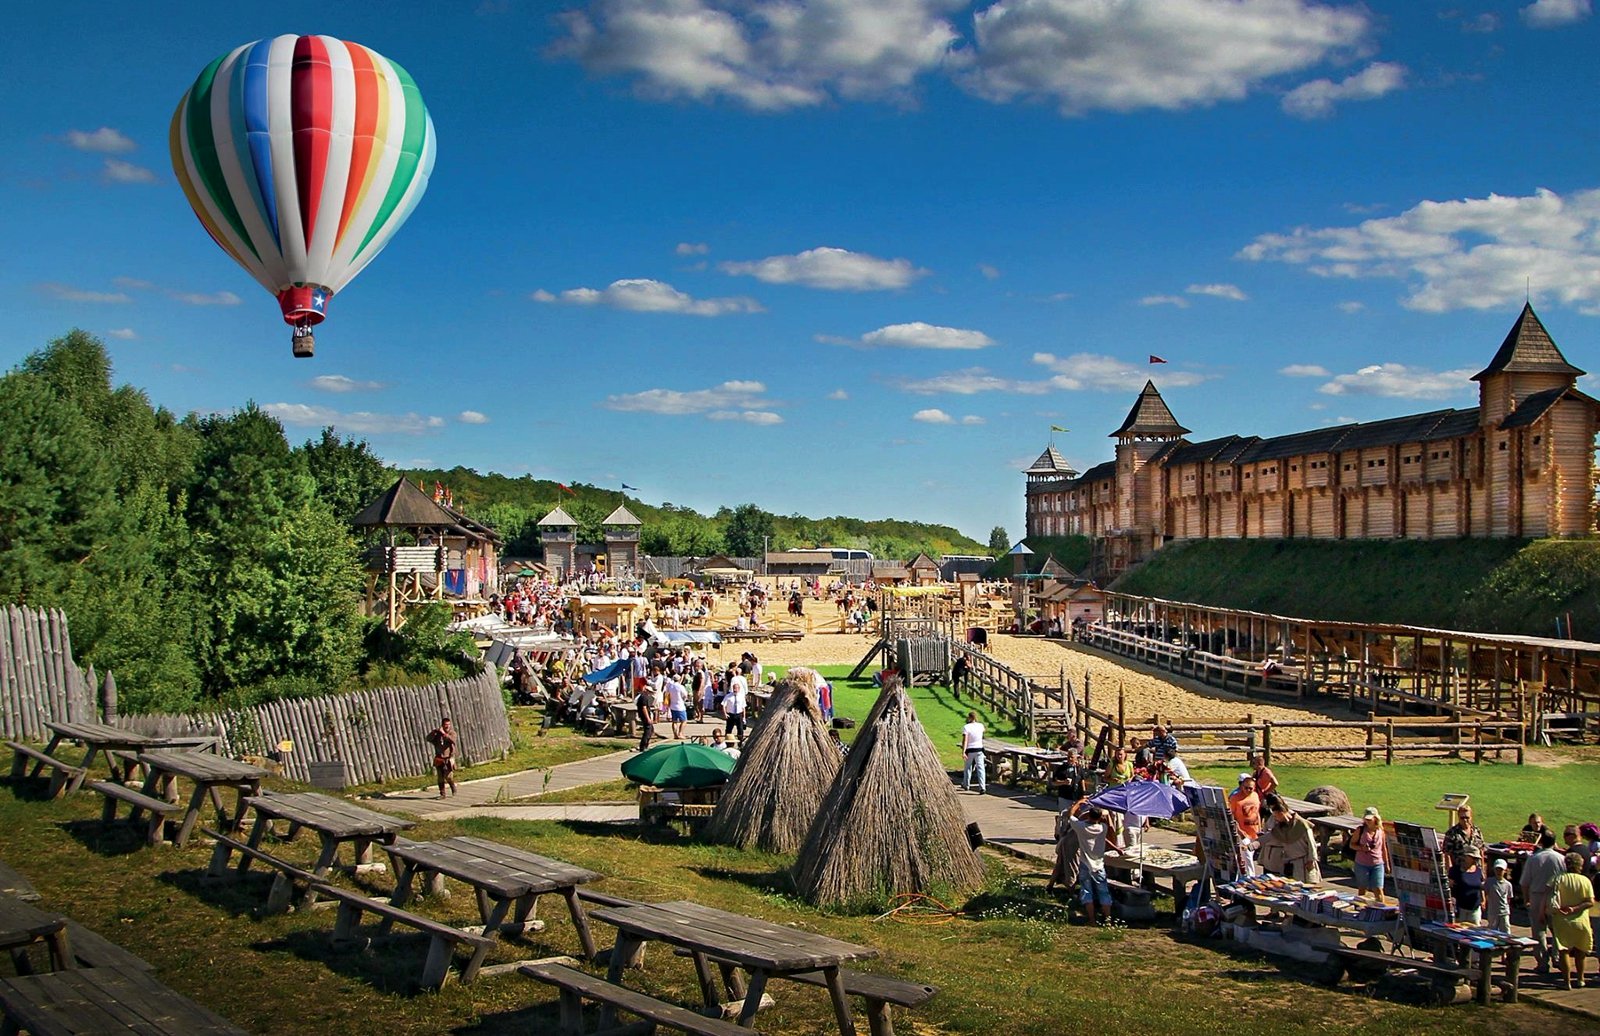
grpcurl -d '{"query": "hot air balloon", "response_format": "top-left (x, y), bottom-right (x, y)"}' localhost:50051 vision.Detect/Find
top-left (171, 35), bottom-right (435, 358)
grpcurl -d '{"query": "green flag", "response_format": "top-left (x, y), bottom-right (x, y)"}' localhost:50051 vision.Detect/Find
top-left (1050, 425), bottom-right (1069, 432)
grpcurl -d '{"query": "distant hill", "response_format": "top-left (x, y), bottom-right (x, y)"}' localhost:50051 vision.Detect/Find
top-left (1110, 538), bottom-right (1600, 640)
top-left (398, 466), bottom-right (986, 561)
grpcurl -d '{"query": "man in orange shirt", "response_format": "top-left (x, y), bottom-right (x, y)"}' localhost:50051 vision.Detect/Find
top-left (1229, 773), bottom-right (1262, 841)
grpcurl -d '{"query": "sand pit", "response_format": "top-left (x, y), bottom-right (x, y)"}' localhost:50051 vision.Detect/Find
top-left (706, 630), bottom-right (1367, 761)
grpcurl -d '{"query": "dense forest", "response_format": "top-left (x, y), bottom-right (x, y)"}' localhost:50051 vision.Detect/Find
top-left (1, 331), bottom-right (987, 714)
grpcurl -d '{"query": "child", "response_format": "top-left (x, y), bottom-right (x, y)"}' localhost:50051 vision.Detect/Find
top-left (1486, 858), bottom-right (1514, 933)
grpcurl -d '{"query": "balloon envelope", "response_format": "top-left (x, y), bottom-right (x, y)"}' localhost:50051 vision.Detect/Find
top-left (171, 35), bottom-right (435, 337)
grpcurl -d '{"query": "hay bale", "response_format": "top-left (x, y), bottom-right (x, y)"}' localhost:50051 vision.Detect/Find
top-left (705, 668), bottom-right (842, 854)
top-left (792, 677), bottom-right (984, 907)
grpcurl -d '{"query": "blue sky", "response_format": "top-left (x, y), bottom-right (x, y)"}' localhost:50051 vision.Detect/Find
top-left (3, 1), bottom-right (1597, 544)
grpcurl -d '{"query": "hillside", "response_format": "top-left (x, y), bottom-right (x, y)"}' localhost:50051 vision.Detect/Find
top-left (990, 534), bottom-right (1093, 578)
top-left (399, 465), bottom-right (985, 561)
top-left (1110, 538), bottom-right (1600, 640)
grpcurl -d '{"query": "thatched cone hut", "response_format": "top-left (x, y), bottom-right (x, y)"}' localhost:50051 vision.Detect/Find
top-left (792, 676), bottom-right (985, 907)
top-left (704, 667), bottom-right (841, 853)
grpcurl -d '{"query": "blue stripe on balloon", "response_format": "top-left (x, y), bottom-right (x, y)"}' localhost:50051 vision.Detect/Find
top-left (241, 38), bottom-right (280, 248)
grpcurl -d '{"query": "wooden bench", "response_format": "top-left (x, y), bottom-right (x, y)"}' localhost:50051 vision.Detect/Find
top-left (312, 882), bottom-right (495, 991)
top-left (203, 829), bottom-right (320, 914)
top-left (520, 960), bottom-right (755, 1036)
top-left (0, 861), bottom-right (39, 903)
top-left (667, 949), bottom-right (934, 1036)
top-left (62, 918), bottom-right (153, 971)
top-left (85, 780), bottom-right (181, 846)
top-left (5, 743), bottom-right (86, 799)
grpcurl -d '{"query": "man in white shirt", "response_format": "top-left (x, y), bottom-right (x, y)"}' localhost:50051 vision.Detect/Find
top-left (723, 665), bottom-right (749, 741)
top-left (960, 712), bottom-right (987, 794)
top-left (1521, 830), bottom-right (1566, 971)
top-left (663, 672), bottom-right (688, 740)
top-left (1163, 749), bottom-right (1192, 789)
top-left (1067, 797), bottom-right (1123, 926)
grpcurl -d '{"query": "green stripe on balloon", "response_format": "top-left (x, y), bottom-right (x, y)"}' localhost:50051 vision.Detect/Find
top-left (356, 58), bottom-right (427, 256)
top-left (185, 53), bottom-right (259, 263)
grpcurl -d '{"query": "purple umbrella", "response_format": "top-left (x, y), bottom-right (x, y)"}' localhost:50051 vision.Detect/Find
top-left (1089, 779), bottom-right (1190, 818)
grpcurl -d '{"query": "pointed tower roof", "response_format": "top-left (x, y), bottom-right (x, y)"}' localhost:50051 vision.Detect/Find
top-left (538, 505), bottom-right (577, 527)
top-left (1472, 303), bottom-right (1584, 381)
top-left (1024, 444), bottom-right (1077, 475)
top-left (1038, 555), bottom-right (1076, 580)
top-left (1110, 380), bottom-right (1191, 438)
top-left (603, 504), bottom-right (642, 526)
top-left (353, 478), bottom-right (461, 529)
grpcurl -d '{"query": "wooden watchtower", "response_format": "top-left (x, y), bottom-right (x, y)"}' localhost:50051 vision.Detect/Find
top-left (603, 504), bottom-right (643, 579)
top-left (538, 506), bottom-right (578, 580)
top-left (354, 478), bottom-right (461, 630)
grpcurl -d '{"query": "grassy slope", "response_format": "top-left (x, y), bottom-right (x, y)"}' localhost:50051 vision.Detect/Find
top-left (1112, 537), bottom-right (1600, 638)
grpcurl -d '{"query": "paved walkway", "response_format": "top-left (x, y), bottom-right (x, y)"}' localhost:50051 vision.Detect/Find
top-left (370, 750), bottom-right (634, 820)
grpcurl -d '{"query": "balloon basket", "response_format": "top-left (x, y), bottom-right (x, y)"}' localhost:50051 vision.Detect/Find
top-left (292, 328), bottom-right (315, 359)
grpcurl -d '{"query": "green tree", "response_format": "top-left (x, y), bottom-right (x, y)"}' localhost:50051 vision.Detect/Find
top-left (988, 526), bottom-right (1010, 555)
top-left (299, 427), bottom-right (392, 526)
top-left (723, 503), bottom-right (775, 557)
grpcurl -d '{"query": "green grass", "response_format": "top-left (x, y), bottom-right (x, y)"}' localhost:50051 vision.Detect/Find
top-left (1191, 760), bottom-right (1600, 840)
top-left (0, 753), bottom-right (1558, 1036)
top-left (767, 664), bottom-right (1025, 769)
top-left (1110, 537), bottom-right (1600, 638)
top-left (529, 777), bottom-right (637, 803)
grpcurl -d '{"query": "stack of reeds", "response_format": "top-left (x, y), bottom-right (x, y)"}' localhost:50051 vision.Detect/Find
top-left (704, 667), bottom-right (841, 853)
top-left (792, 676), bottom-right (984, 906)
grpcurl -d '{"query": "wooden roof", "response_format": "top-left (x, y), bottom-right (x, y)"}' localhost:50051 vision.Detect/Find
top-left (353, 478), bottom-right (462, 530)
top-left (1501, 386), bottom-right (1600, 429)
top-left (603, 504), bottom-right (642, 526)
top-left (1037, 556), bottom-right (1075, 579)
top-left (538, 505), bottom-right (578, 527)
top-left (907, 552), bottom-right (940, 571)
top-left (1472, 303), bottom-right (1584, 381)
top-left (1025, 444), bottom-right (1076, 475)
top-left (1111, 381), bottom-right (1190, 438)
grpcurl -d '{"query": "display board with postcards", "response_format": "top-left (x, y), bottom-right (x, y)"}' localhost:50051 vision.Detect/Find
top-left (1191, 784), bottom-right (1245, 882)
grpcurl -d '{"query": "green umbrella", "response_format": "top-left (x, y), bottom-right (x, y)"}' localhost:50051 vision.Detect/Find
top-left (621, 742), bottom-right (737, 789)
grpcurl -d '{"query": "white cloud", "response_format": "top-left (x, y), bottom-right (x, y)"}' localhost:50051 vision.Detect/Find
top-left (308, 374), bottom-right (386, 393)
top-left (962, 0), bottom-right (1373, 115)
top-left (39, 283), bottom-right (130, 303)
top-left (961, 414), bottom-right (986, 425)
top-left (1317, 363), bottom-right (1477, 399)
top-left (106, 328), bottom-right (137, 339)
top-left (1458, 12), bottom-right (1500, 32)
top-left (839, 322), bottom-right (996, 350)
top-left (721, 246), bottom-right (927, 290)
top-left (1521, 0), bottom-right (1591, 28)
top-left (978, 263), bottom-right (1001, 280)
top-left (913, 408), bottom-right (955, 424)
top-left (1139, 294), bottom-right (1190, 308)
top-left (1033, 352), bottom-right (1214, 391)
top-left (261, 403), bottom-right (448, 435)
top-left (708, 409), bottom-right (784, 424)
top-left (551, 0), bottom-right (961, 110)
top-left (1187, 282), bottom-right (1249, 301)
top-left (1281, 61), bottom-right (1407, 118)
top-left (168, 290), bottom-right (241, 306)
top-left (601, 379), bottom-right (779, 420)
top-left (532, 278), bottom-right (762, 315)
top-left (1279, 364), bottom-right (1330, 377)
top-left (65, 127), bottom-right (135, 153)
top-left (458, 410), bottom-right (492, 424)
top-left (1240, 187), bottom-right (1600, 314)
top-left (894, 367), bottom-right (1052, 395)
top-left (827, 389), bottom-right (849, 400)
top-left (1337, 300), bottom-right (1366, 313)
top-left (103, 159), bottom-right (158, 184)
top-left (676, 242), bottom-right (710, 255)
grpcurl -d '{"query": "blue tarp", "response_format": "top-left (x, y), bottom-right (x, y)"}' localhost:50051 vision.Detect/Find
top-left (581, 658), bottom-right (631, 685)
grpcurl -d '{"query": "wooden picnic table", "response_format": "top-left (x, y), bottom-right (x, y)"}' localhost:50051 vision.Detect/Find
top-left (589, 899), bottom-right (878, 1034)
top-left (135, 751), bottom-right (268, 848)
top-left (1279, 795), bottom-right (1334, 818)
top-left (385, 835), bottom-right (602, 957)
top-left (1308, 813), bottom-right (1363, 865)
top-left (1103, 846), bottom-right (1203, 907)
top-left (0, 896), bottom-right (73, 973)
top-left (981, 741), bottom-right (1068, 787)
top-left (38, 721), bottom-right (195, 794)
top-left (0, 965), bottom-right (247, 1035)
top-left (240, 791), bottom-right (413, 906)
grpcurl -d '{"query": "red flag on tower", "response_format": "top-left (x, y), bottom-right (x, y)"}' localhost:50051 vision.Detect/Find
top-left (1149, 355), bottom-right (1168, 364)
top-left (557, 483), bottom-right (576, 497)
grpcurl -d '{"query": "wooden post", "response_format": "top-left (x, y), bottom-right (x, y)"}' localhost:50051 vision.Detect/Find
top-left (1365, 712), bottom-right (1375, 762)
top-left (1262, 721), bottom-right (1273, 766)
top-left (1117, 683), bottom-right (1126, 744)
top-left (1385, 718), bottom-right (1394, 765)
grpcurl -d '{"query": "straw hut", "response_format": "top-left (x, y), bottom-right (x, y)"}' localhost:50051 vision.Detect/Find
top-left (793, 676), bottom-right (984, 907)
top-left (704, 668), bottom-right (841, 854)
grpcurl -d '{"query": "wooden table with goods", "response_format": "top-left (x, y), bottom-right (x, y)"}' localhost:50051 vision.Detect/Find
top-left (135, 751), bottom-right (269, 848)
top-left (236, 791), bottom-right (414, 905)
top-left (385, 835), bottom-right (602, 958)
top-left (588, 899), bottom-right (880, 1034)
top-left (1103, 845), bottom-right (1203, 907)
top-left (0, 966), bottom-right (247, 1035)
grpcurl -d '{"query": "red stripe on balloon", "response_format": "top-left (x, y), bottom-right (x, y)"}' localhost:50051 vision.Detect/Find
top-left (291, 35), bottom-right (333, 249)
top-left (337, 42), bottom-right (379, 249)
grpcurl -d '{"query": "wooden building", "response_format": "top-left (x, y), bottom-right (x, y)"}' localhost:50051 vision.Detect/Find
top-left (537, 506), bottom-right (578, 579)
top-left (603, 504), bottom-right (643, 578)
top-left (1025, 305), bottom-right (1600, 573)
top-left (355, 478), bottom-right (502, 628)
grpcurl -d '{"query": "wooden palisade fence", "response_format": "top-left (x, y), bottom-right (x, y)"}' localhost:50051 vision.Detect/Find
top-left (0, 605), bottom-right (98, 739)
